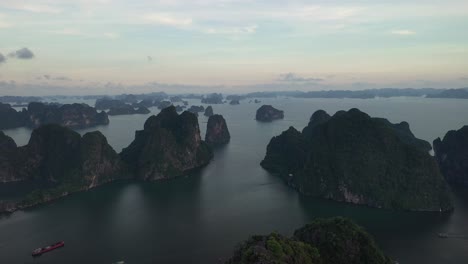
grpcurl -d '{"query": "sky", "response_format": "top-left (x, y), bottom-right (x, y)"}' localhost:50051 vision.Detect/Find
top-left (0, 0), bottom-right (467, 95)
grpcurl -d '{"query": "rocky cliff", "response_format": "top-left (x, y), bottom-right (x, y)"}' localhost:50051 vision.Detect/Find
top-left (204, 106), bottom-right (214, 117)
top-left (256, 105), bottom-right (284, 122)
top-left (0, 131), bottom-right (20, 182)
top-left (226, 217), bottom-right (392, 264)
top-left (0, 125), bottom-right (128, 212)
top-left (205, 114), bottom-right (230, 146)
top-left (261, 108), bottom-right (452, 211)
top-left (434, 126), bottom-right (468, 186)
top-left (120, 106), bottom-right (213, 180)
top-left (0, 103), bottom-right (28, 129)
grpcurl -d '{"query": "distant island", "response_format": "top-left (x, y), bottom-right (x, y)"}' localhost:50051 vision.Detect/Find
top-left (226, 217), bottom-right (392, 264)
top-left (426, 88), bottom-right (468, 99)
top-left (0, 102), bottom-right (109, 130)
top-left (0, 106), bottom-right (214, 213)
top-left (261, 108), bottom-right (453, 211)
top-left (107, 105), bottom-right (151, 116)
top-left (201, 93), bottom-right (224, 104)
top-left (256, 105), bottom-right (284, 122)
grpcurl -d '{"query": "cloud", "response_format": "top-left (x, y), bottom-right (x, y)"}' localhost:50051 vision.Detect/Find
top-left (0, 21), bottom-right (11, 29)
top-left (103, 32), bottom-right (119, 39)
top-left (1, 3), bottom-right (61, 14)
top-left (391, 30), bottom-right (416, 35)
top-left (0, 53), bottom-right (5, 63)
top-left (10, 48), bottom-right (35, 59)
top-left (203, 25), bottom-right (257, 35)
top-left (46, 28), bottom-right (86, 36)
top-left (143, 13), bottom-right (193, 27)
top-left (278, 73), bottom-right (324, 83)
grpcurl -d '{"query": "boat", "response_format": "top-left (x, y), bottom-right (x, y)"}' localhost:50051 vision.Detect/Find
top-left (31, 241), bottom-right (65, 256)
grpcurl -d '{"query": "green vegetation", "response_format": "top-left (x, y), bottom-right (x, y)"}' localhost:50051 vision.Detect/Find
top-left (294, 217), bottom-right (392, 264)
top-left (227, 232), bottom-right (321, 264)
top-left (226, 217), bottom-right (391, 264)
top-left (261, 108), bottom-right (453, 211)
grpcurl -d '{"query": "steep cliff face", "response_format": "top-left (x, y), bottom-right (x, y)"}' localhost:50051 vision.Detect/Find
top-left (1, 125), bottom-right (127, 187)
top-left (226, 217), bottom-right (391, 264)
top-left (27, 102), bottom-right (109, 129)
top-left (205, 115), bottom-right (230, 146)
top-left (261, 108), bottom-right (452, 211)
top-left (120, 106), bottom-right (213, 180)
top-left (19, 124), bottom-right (83, 182)
top-left (80, 131), bottom-right (130, 188)
top-left (434, 126), bottom-right (468, 186)
top-left (0, 124), bottom-right (129, 213)
top-left (256, 105), bottom-right (284, 122)
top-left (204, 106), bottom-right (214, 117)
top-left (0, 103), bottom-right (28, 129)
top-left (0, 132), bottom-right (21, 182)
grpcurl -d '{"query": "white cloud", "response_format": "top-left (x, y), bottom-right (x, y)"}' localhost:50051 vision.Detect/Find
top-left (203, 25), bottom-right (257, 35)
top-left (103, 32), bottom-right (119, 39)
top-left (2, 3), bottom-right (62, 14)
top-left (143, 13), bottom-right (193, 27)
top-left (46, 28), bottom-right (86, 36)
top-left (0, 14), bottom-right (11, 28)
top-left (391, 30), bottom-right (416, 35)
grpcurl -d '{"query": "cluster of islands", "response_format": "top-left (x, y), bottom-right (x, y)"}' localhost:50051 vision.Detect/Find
top-left (1, 88), bottom-right (468, 263)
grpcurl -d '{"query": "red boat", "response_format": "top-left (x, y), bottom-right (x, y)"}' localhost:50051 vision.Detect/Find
top-left (31, 241), bottom-right (65, 256)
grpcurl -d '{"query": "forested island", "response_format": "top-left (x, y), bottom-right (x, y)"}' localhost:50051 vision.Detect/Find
top-left (261, 108), bottom-right (453, 211)
top-left (226, 217), bottom-right (392, 264)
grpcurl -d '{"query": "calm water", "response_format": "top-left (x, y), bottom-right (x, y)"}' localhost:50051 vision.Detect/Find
top-left (1, 97), bottom-right (468, 264)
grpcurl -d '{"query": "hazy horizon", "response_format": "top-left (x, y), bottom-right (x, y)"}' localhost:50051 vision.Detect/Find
top-left (1, 0), bottom-right (468, 95)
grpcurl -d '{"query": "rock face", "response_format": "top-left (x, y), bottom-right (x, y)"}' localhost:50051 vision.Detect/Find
top-left (205, 115), bottom-right (230, 146)
top-left (256, 105), bottom-right (284, 122)
top-left (0, 103), bottom-right (28, 129)
top-left (107, 105), bottom-right (150, 116)
top-left (120, 106), bottom-right (213, 180)
top-left (16, 125), bottom-right (127, 185)
top-left (261, 108), bottom-right (452, 211)
top-left (204, 106), bottom-right (214, 117)
top-left (434, 126), bottom-right (468, 186)
top-left (0, 131), bottom-right (19, 182)
top-left (226, 217), bottom-right (391, 264)
top-left (27, 102), bottom-right (109, 129)
top-left (0, 124), bottom-right (127, 188)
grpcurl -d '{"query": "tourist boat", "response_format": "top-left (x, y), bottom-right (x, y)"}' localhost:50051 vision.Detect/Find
top-left (31, 241), bottom-right (65, 256)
